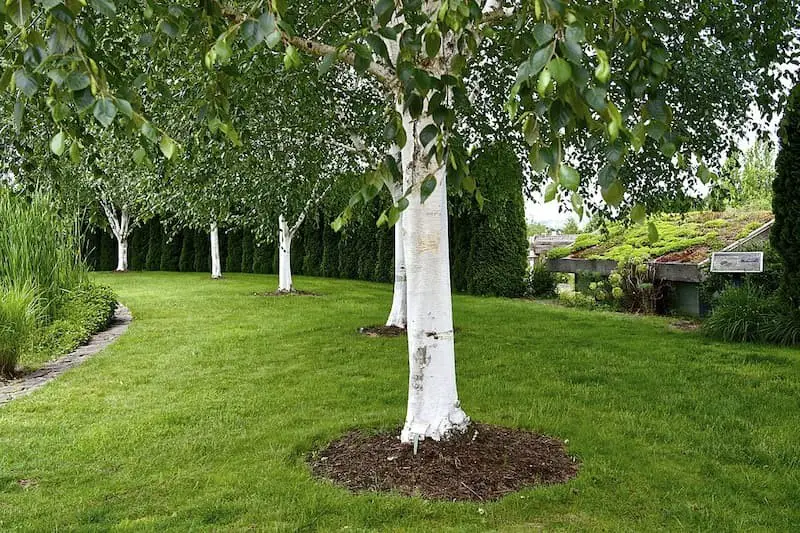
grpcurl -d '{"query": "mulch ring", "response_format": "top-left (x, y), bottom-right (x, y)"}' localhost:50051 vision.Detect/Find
top-left (358, 325), bottom-right (407, 337)
top-left (254, 289), bottom-right (321, 297)
top-left (669, 319), bottom-right (701, 332)
top-left (309, 423), bottom-right (580, 501)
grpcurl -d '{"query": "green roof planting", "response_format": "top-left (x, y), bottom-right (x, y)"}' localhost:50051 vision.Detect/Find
top-left (548, 211), bottom-right (773, 264)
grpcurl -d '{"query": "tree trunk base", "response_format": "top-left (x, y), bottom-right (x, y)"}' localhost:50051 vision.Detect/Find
top-left (309, 422), bottom-right (580, 501)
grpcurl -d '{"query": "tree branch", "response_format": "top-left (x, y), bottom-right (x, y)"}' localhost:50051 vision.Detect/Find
top-left (287, 35), bottom-right (399, 90)
top-left (309, 0), bottom-right (362, 40)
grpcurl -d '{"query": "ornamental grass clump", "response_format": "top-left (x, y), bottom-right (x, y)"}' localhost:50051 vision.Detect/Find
top-left (0, 189), bottom-right (87, 320)
top-left (0, 283), bottom-right (39, 375)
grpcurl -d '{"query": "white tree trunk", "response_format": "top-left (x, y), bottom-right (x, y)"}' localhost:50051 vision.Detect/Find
top-left (278, 214), bottom-right (294, 293)
top-left (116, 238), bottom-right (128, 272)
top-left (399, 110), bottom-right (469, 444)
top-left (210, 223), bottom-right (222, 279)
top-left (386, 201), bottom-right (407, 329)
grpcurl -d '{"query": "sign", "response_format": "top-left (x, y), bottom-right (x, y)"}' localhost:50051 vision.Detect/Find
top-left (710, 252), bottom-right (764, 273)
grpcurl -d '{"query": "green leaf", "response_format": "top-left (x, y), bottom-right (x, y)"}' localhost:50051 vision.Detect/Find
top-left (548, 57), bottom-right (572, 84)
top-left (533, 23), bottom-right (555, 46)
top-left (90, 0), bottom-right (115, 17)
top-left (374, 0), bottom-right (395, 26)
top-left (419, 124), bottom-right (438, 147)
top-left (93, 98), bottom-right (117, 127)
top-left (271, 0), bottom-right (287, 17)
top-left (51, 102), bottom-right (70, 122)
top-left (241, 19), bottom-right (265, 49)
top-left (318, 51), bottom-right (337, 78)
top-left (283, 44), bottom-right (302, 70)
top-left (407, 93), bottom-right (423, 119)
top-left (69, 141), bottom-right (81, 164)
top-left (213, 38), bottom-right (234, 64)
top-left (132, 147), bottom-right (149, 166)
top-left (115, 99), bottom-right (133, 118)
top-left (516, 45), bottom-right (551, 83)
top-left (8, 0), bottom-right (32, 27)
top-left (584, 87), bottom-right (607, 112)
top-left (523, 115), bottom-right (539, 146)
top-left (66, 71), bottom-right (90, 91)
top-left (420, 174), bottom-right (437, 203)
top-left (352, 43), bottom-right (372, 73)
top-left (631, 204), bottom-right (647, 225)
top-left (14, 69), bottom-right (38, 97)
top-left (544, 181), bottom-right (557, 203)
top-left (425, 32), bottom-right (441, 58)
top-left (159, 134), bottom-right (177, 159)
top-left (571, 192), bottom-right (584, 219)
top-left (365, 34), bottom-right (391, 65)
top-left (558, 165), bottom-right (580, 191)
top-left (648, 221), bottom-right (660, 243)
top-left (140, 121), bottom-right (158, 143)
top-left (50, 131), bottom-right (66, 156)
top-left (601, 180), bottom-right (625, 207)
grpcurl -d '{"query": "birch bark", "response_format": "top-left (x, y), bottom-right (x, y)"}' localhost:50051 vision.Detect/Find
top-left (210, 223), bottom-right (222, 279)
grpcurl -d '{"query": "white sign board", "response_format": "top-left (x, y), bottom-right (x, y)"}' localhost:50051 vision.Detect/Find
top-left (710, 252), bottom-right (764, 274)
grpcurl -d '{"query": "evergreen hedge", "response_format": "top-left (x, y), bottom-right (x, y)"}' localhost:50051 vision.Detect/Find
top-left (773, 84), bottom-right (800, 308)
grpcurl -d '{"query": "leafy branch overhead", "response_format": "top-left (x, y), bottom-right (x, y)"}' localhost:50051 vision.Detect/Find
top-left (1, 0), bottom-right (798, 224)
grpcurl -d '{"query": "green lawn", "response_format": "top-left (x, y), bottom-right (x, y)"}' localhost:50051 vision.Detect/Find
top-left (1, 272), bottom-right (799, 531)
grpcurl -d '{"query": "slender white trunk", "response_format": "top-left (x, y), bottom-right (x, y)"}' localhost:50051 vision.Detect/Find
top-left (399, 109), bottom-right (468, 444)
top-left (116, 238), bottom-right (128, 272)
top-left (278, 214), bottom-right (294, 292)
top-left (386, 190), bottom-right (408, 328)
top-left (210, 223), bottom-right (222, 279)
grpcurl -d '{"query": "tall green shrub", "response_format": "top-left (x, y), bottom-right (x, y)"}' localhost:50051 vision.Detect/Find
top-left (321, 223), bottom-right (340, 278)
top-left (225, 230), bottom-right (242, 273)
top-left (178, 229), bottom-right (196, 272)
top-left (302, 217), bottom-right (324, 277)
top-left (160, 232), bottom-right (183, 272)
top-left (463, 143), bottom-right (529, 298)
top-left (241, 231), bottom-right (255, 273)
top-left (252, 240), bottom-right (273, 274)
top-left (193, 230), bottom-right (210, 272)
top-left (772, 84), bottom-right (800, 308)
top-left (145, 220), bottom-right (163, 271)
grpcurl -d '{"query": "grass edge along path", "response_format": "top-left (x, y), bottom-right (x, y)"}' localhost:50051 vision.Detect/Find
top-left (1, 272), bottom-right (798, 531)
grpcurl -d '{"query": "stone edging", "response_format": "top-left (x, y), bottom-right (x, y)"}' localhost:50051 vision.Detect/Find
top-left (0, 304), bottom-right (132, 407)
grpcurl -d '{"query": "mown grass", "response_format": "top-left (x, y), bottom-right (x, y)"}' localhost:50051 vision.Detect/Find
top-left (1, 272), bottom-right (799, 531)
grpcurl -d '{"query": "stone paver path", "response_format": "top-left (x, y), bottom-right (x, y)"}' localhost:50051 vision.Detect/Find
top-left (0, 305), bottom-right (132, 406)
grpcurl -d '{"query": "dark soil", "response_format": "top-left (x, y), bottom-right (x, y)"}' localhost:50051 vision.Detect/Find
top-left (309, 423), bottom-right (580, 501)
top-left (254, 289), bottom-right (321, 297)
top-left (358, 325), bottom-right (407, 337)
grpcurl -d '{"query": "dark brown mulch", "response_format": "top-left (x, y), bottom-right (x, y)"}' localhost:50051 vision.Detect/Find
top-left (358, 325), bottom-right (407, 337)
top-left (254, 289), bottom-right (321, 297)
top-left (669, 319), bottom-right (701, 332)
top-left (309, 423), bottom-right (580, 501)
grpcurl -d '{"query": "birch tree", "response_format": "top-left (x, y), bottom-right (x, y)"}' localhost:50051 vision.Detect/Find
top-left (3, 0), bottom-right (799, 445)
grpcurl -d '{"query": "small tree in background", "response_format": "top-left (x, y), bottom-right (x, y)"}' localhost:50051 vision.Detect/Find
top-left (772, 85), bottom-right (800, 309)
